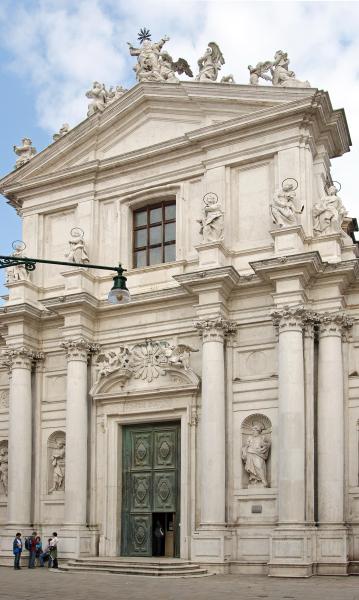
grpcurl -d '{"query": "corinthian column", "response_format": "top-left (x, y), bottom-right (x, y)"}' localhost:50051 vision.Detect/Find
top-left (61, 338), bottom-right (98, 526)
top-left (5, 347), bottom-right (43, 525)
top-left (194, 317), bottom-right (237, 527)
top-left (272, 306), bottom-right (306, 524)
top-left (317, 313), bottom-right (352, 525)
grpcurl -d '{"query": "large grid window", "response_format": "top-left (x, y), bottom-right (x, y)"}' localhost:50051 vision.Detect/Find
top-left (133, 201), bottom-right (176, 268)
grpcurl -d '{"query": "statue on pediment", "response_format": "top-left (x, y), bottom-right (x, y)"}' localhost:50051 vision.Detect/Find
top-left (313, 183), bottom-right (347, 236)
top-left (127, 33), bottom-right (170, 82)
top-left (271, 50), bottom-right (310, 88)
top-left (248, 62), bottom-right (272, 85)
top-left (195, 42), bottom-right (225, 82)
top-left (53, 123), bottom-right (70, 141)
top-left (13, 137), bottom-right (37, 169)
top-left (158, 52), bottom-right (193, 83)
top-left (221, 74), bottom-right (236, 84)
top-left (86, 81), bottom-right (108, 116)
top-left (198, 192), bottom-right (224, 242)
top-left (65, 228), bottom-right (90, 264)
top-left (270, 178), bottom-right (303, 228)
top-left (107, 85), bottom-right (127, 103)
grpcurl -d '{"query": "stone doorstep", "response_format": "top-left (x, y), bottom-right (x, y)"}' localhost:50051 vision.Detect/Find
top-left (59, 559), bottom-right (209, 577)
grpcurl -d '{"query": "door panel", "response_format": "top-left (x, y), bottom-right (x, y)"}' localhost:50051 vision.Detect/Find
top-left (122, 422), bottom-right (180, 557)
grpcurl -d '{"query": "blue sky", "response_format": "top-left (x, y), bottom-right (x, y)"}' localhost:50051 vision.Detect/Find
top-left (0, 0), bottom-right (358, 297)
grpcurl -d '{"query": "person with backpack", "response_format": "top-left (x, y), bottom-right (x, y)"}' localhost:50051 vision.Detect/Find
top-left (25, 531), bottom-right (37, 568)
top-left (12, 532), bottom-right (22, 570)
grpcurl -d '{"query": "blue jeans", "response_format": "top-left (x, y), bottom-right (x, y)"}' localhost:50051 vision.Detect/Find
top-left (14, 552), bottom-right (21, 569)
top-left (39, 552), bottom-right (49, 567)
top-left (28, 551), bottom-right (36, 568)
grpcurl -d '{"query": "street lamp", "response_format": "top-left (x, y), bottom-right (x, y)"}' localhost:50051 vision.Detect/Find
top-left (0, 253), bottom-right (131, 306)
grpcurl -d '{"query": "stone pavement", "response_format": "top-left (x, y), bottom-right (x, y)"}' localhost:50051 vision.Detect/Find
top-left (2, 568), bottom-right (359, 600)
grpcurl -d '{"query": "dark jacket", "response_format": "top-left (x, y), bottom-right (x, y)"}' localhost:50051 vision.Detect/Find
top-left (13, 538), bottom-right (22, 555)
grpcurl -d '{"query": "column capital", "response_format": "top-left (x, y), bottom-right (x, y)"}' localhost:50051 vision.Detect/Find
top-left (61, 338), bottom-right (100, 362)
top-left (2, 346), bottom-right (43, 370)
top-left (194, 317), bottom-right (238, 343)
top-left (271, 305), bottom-right (309, 333)
top-left (318, 312), bottom-right (353, 339)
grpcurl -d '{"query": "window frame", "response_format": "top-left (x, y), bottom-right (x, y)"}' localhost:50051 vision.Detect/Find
top-left (132, 200), bottom-right (176, 268)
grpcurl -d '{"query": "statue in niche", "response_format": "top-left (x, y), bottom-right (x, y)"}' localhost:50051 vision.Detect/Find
top-left (5, 241), bottom-right (29, 284)
top-left (0, 445), bottom-right (8, 495)
top-left (65, 228), bottom-right (90, 264)
top-left (86, 81), bottom-right (108, 116)
top-left (270, 178), bottom-right (303, 227)
top-left (270, 50), bottom-right (310, 88)
top-left (197, 192), bottom-right (224, 242)
top-left (248, 62), bottom-right (272, 85)
top-left (195, 42), bottom-right (224, 82)
top-left (13, 137), bottom-right (37, 169)
top-left (313, 183), bottom-right (347, 236)
top-left (53, 123), bottom-right (70, 141)
top-left (242, 422), bottom-right (271, 488)
top-left (48, 437), bottom-right (65, 493)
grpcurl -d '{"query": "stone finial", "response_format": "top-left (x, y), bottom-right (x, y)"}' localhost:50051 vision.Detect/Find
top-left (53, 123), bottom-right (70, 141)
top-left (195, 42), bottom-right (225, 82)
top-left (197, 192), bottom-right (224, 242)
top-left (270, 178), bottom-right (303, 228)
top-left (65, 227), bottom-right (89, 264)
top-left (13, 138), bottom-right (37, 169)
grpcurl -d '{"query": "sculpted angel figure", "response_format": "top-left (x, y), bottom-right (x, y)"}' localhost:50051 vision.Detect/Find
top-left (195, 42), bottom-right (224, 82)
top-left (242, 423), bottom-right (271, 488)
top-left (107, 85), bottom-right (127, 103)
top-left (198, 192), bottom-right (224, 242)
top-left (164, 344), bottom-right (198, 371)
top-left (127, 35), bottom-right (169, 82)
top-left (86, 81), bottom-right (108, 116)
top-left (49, 440), bottom-right (65, 493)
top-left (96, 348), bottom-right (130, 381)
top-left (5, 243), bottom-right (29, 283)
top-left (0, 447), bottom-right (8, 495)
top-left (159, 51), bottom-right (193, 83)
top-left (248, 62), bottom-right (272, 85)
top-left (313, 185), bottom-right (347, 236)
top-left (13, 137), bottom-right (37, 168)
top-left (53, 123), bottom-right (70, 141)
top-left (65, 228), bottom-right (89, 264)
top-left (271, 50), bottom-right (310, 88)
top-left (270, 180), bottom-right (303, 227)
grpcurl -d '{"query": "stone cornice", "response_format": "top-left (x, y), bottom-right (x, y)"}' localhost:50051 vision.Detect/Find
top-left (174, 266), bottom-right (240, 299)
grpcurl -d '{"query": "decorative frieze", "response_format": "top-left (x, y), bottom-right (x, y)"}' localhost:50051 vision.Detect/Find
top-left (194, 317), bottom-right (238, 343)
top-left (0, 390), bottom-right (9, 409)
top-left (61, 338), bottom-right (99, 362)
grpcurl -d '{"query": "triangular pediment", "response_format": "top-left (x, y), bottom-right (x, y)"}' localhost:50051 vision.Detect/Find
top-left (0, 82), bottom-right (341, 195)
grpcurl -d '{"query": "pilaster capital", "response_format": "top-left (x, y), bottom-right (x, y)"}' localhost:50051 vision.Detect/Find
top-left (317, 312), bottom-right (353, 339)
top-left (271, 305), bottom-right (308, 334)
top-left (1, 346), bottom-right (44, 370)
top-left (61, 338), bottom-right (100, 362)
top-left (194, 317), bottom-right (238, 343)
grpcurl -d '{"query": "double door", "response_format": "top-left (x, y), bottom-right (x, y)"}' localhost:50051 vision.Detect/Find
top-left (121, 422), bottom-right (180, 557)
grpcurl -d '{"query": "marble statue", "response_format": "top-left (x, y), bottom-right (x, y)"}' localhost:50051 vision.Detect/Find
top-left (270, 180), bottom-right (303, 227)
top-left (86, 81), bottom-right (108, 116)
top-left (53, 123), bottom-right (70, 141)
top-left (0, 446), bottom-right (8, 495)
top-left (198, 192), bottom-right (224, 241)
top-left (313, 184), bottom-right (347, 236)
top-left (13, 138), bottom-right (37, 169)
top-left (271, 50), bottom-right (310, 88)
top-left (195, 42), bottom-right (224, 82)
top-left (164, 344), bottom-right (199, 370)
top-left (220, 74), bottom-right (236, 84)
top-left (248, 62), bottom-right (272, 85)
top-left (107, 85), bottom-right (127, 103)
top-left (127, 35), bottom-right (169, 82)
top-left (5, 243), bottom-right (29, 283)
top-left (49, 440), bottom-right (65, 493)
top-left (65, 228), bottom-right (90, 264)
top-left (242, 422), bottom-right (271, 487)
top-left (158, 51), bottom-right (193, 82)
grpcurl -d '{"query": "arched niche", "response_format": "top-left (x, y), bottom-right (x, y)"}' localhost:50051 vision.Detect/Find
top-left (241, 413), bottom-right (272, 489)
top-left (47, 431), bottom-right (66, 494)
top-left (0, 440), bottom-right (8, 496)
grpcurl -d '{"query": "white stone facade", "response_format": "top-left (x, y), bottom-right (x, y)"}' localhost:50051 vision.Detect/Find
top-left (0, 82), bottom-right (358, 577)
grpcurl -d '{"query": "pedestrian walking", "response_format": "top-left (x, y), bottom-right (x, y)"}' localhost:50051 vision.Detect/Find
top-left (12, 532), bottom-right (22, 570)
top-left (26, 531), bottom-right (37, 568)
top-left (49, 532), bottom-right (59, 568)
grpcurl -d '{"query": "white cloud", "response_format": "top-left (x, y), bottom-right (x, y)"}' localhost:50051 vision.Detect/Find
top-left (1, 0), bottom-right (358, 214)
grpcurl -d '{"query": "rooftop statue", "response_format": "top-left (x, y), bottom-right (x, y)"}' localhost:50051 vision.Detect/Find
top-left (127, 29), bottom-right (192, 83)
top-left (13, 137), bottom-right (37, 169)
top-left (221, 74), bottom-right (235, 84)
top-left (86, 81), bottom-right (108, 116)
top-left (106, 85), bottom-right (127, 103)
top-left (195, 42), bottom-right (225, 82)
top-left (271, 50), bottom-right (310, 88)
top-left (248, 62), bottom-right (272, 85)
top-left (53, 123), bottom-right (70, 141)
top-left (313, 182), bottom-right (347, 236)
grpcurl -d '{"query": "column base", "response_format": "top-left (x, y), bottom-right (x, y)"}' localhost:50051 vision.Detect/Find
top-left (268, 526), bottom-right (316, 578)
top-left (316, 525), bottom-right (348, 576)
top-left (191, 525), bottom-right (233, 572)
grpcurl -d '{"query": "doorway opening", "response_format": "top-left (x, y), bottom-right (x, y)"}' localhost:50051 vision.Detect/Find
top-left (152, 512), bottom-right (176, 557)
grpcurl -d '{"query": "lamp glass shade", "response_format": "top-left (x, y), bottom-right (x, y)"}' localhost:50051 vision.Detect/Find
top-left (108, 287), bottom-right (131, 305)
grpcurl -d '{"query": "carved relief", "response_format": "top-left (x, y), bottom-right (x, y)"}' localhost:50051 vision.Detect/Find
top-left (65, 227), bottom-right (90, 264)
top-left (241, 414), bottom-right (272, 488)
top-left (47, 432), bottom-right (66, 494)
top-left (94, 339), bottom-right (198, 386)
top-left (0, 441), bottom-right (8, 496)
top-left (0, 390), bottom-right (9, 410)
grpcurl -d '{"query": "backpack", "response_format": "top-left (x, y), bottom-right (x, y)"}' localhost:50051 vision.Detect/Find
top-left (24, 537), bottom-right (30, 551)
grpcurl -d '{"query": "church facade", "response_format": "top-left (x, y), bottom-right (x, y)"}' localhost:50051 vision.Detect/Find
top-left (0, 75), bottom-right (358, 577)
